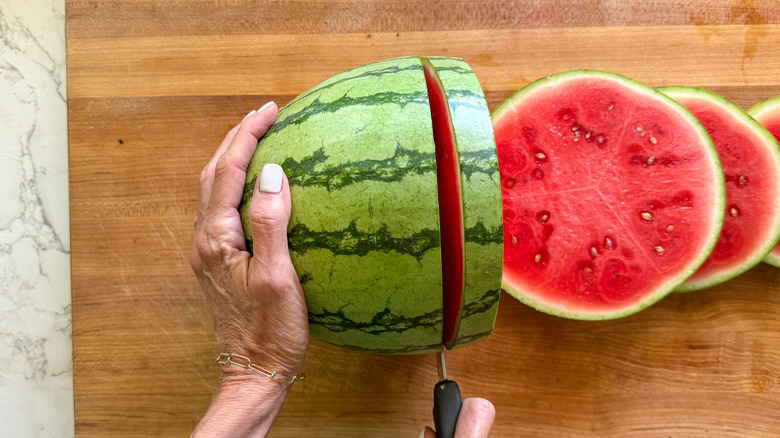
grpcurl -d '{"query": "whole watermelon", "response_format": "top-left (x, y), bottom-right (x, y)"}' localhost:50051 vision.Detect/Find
top-left (239, 56), bottom-right (503, 354)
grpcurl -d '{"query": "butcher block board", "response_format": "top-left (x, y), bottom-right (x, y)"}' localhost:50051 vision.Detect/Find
top-left (68, 1), bottom-right (780, 436)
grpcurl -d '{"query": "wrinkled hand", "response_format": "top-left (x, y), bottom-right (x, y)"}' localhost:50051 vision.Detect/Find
top-left (420, 398), bottom-right (496, 438)
top-left (190, 102), bottom-right (308, 379)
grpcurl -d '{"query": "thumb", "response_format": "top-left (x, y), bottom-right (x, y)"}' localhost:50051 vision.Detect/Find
top-left (248, 163), bottom-right (292, 261)
top-left (454, 398), bottom-right (495, 438)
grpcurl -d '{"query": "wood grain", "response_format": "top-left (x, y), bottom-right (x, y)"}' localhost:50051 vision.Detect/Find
top-left (68, 25), bottom-right (780, 99)
top-left (67, 0), bottom-right (780, 38)
top-left (68, 1), bottom-right (780, 436)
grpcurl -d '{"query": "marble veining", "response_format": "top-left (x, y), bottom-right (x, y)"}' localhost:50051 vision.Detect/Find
top-left (0, 0), bottom-right (73, 435)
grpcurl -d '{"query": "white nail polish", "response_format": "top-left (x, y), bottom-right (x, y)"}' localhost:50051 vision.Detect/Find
top-left (242, 109), bottom-right (256, 122)
top-left (258, 101), bottom-right (276, 113)
top-left (417, 427), bottom-right (426, 438)
top-left (259, 163), bottom-right (284, 193)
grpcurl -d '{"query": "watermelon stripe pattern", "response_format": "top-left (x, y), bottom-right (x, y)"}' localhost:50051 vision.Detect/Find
top-left (427, 57), bottom-right (503, 348)
top-left (279, 145), bottom-right (435, 189)
top-left (239, 56), bottom-right (502, 354)
top-left (283, 221), bottom-right (501, 261)
top-left (288, 221), bottom-right (440, 260)
top-left (265, 91), bottom-right (430, 138)
top-left (290, 64), bottom-right (422, 107)
top-left (241, 146), bottom-right (500, 197)
top-left (241, 57), bottom-right (444, 354)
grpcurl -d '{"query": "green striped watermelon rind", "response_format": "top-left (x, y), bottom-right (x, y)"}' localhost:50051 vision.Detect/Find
top-left (240, 56), bottom-right (444, 354)
top-left (426, 57), bottom-right (503, 349)
top-left (748, 95), bottom-right (780, 268)
top-left (658, 86), bottom-right (780, 291)
top-left (492, 70), bottom-right (725, 320)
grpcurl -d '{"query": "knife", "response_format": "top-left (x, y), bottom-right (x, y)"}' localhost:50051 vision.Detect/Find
top-left (433, 346), bottom-right (462, 438)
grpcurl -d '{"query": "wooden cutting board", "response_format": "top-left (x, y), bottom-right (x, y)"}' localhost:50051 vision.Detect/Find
top-left (68, 1), bottom-right (780, 436)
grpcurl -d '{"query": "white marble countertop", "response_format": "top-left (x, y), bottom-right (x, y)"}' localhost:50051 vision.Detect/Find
top-left (0, 0), bottom-right (74, 436)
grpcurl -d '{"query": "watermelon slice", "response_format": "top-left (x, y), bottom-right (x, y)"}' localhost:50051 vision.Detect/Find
top-left (421, 58), bottom-right (466, 349)
top-left (659, 87), bottom-right (780, 290)
top-left (492, 70), bottom-right (725, 319)
top-left (748, 95), bottom-right (780, 268)
top-left (423, 57), bottom-right (504, 350)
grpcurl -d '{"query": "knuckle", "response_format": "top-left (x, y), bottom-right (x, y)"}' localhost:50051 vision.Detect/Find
top-left (192, 228), bottom-right (220, 261)
top-left (193, 218), bottom-right (244, 263)
top-left (214, 151), bottom-right (235, 177)
top-left (250, 267), bottom-right (294, 293)
top-left (249, 204), bottom-right (288, 234)
top-left (214, 239), bottom-right (237, 263)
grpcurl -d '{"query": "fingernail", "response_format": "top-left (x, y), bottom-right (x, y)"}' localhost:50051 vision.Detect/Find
top-left (259, 163), bottom-right (284, 193)
top-left (242, 109), bottom-right (257, 122)
top-left (417, 427), bottom-right (426, 438)
top-left (258, 101), bottom-right (276, 113)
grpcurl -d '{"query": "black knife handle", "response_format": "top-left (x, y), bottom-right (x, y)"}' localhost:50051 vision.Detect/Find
top-left (433, 379), bottom-right (462, 438)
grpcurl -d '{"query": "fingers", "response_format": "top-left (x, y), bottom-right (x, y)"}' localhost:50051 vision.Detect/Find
top-left (247, 163), bottom-right (293, 263)
top-left (419, 426), bottom-right (436, 438)
top-left (197, 123), bottom-right (240, 223)
top-left (198, 106), bottom-right (264, 221)
top-left (418, 397), bottom-right (495, 438)
top-left (193, 102), bottom-right (278, 272)
top-left (454, 398), bottom-right (495, 438)
top-left (205, 102), bottom-right (278, 219)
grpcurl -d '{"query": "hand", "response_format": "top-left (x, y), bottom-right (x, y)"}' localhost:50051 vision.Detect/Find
top-left (190, 103), bottom-right (309, 436)
top-left (419, 398), bottom-right (496, 438)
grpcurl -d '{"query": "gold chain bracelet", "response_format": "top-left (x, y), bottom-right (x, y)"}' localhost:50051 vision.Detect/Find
top-left (216, 353), bottom-right (306, 384)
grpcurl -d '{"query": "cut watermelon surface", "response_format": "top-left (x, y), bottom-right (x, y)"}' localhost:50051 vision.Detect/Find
top-left (492, 71), bottom-right (725, 319)
top-left (421, 58), bottom-right (465, 349)
top-left (749, 96), bottom-right (780, 268)
top-left (659, 87), bottom-right (780, 290)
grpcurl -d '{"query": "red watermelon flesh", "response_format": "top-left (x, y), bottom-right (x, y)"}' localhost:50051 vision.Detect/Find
top-left (748, 96), bottom-right (780, 268)
top-left (660, 87), bottom-right (780, 290)
top-left (422, 58), bottom-right (465, 346)
top-left (492, 71), bottom-right (724, 319)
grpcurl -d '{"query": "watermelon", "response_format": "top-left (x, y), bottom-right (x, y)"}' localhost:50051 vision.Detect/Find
top-left (239, 57), bottom-right (502, 353)
top-left (423, 57), bottom-right (503, 349)
top-left (658, 87), bottom-right (780, 290)
top-left (748, 95), bottom-right (780, 268)
top-left (492, 70), bottom-right (725, 320)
